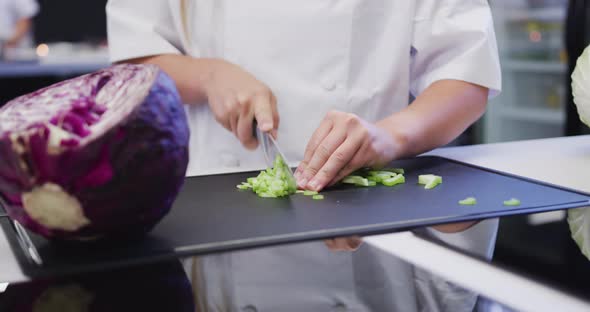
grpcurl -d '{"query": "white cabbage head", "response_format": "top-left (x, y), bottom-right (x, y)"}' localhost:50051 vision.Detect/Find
top-left (572, 44), bottom-right (590, 127)
top-left (568, 45), bottom-right (590, 261)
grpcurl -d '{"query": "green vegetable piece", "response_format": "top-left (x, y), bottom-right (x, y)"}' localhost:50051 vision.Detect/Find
top-left (503, 198), bottom-right (521, 206)
top-left (418, 174), bottom-right (442, 189)
top-left (458, 197), bottom-right (477, 205)
top-left (295, 190), bottom-right (305, 194)
top-left (342, 175), bottom-right (369, 186)
top-left (312, 194), bottom-right (324, 200)
top-left (368, 171), bottom-right (396, 177)
top-left (236, 184), bottom-right (251, 190)
top-left (382, 168), bottom-right (405, 174)
top-left (366, 176), bottom-right (381, 184)
top-left (367, 171), bottom-right (397, 183)
top-left (368, 180), bottom-right (377, 186)
top-left (303, 190), bottom-right (318, 196)
top-left (382, 174), bottom-right (405, 186)
top-left (239, 155), bottom-right (297, 198)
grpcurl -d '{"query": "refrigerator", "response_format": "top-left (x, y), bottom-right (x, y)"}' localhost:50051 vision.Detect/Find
top-left (483, 0), bottom-right (588, 143)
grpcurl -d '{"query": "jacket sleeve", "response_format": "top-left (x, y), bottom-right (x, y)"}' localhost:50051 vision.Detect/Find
top-left (106, 0), bottom-right (185, 63)
top-left (410, 0), bottom-right (502, 98)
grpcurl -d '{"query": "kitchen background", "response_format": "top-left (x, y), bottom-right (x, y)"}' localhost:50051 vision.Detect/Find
top-left (1, 0), bottom-right (589, 300)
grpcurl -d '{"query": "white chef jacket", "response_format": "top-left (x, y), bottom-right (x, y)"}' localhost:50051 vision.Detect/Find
top-left (107, 0), bottom-right (502, 310)
top-left (0, 0), bottom-right (38, 46)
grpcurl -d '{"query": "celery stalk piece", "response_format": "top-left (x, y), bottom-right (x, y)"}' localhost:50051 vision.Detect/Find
top-left (458, 197), bottom-right (477, 205)
top-left (342, 175), bottom-right (369, 186)
top-left (303, 190), bottom-right (318, 196)
top-left (239, 155), bottom-right (297, 198)
top-left (382, 174), bottom-right (405, 186)
top-left (236, 183), bottom-right (252, 190)
top-left (382, 168), bottom-right (405, 174)
top-left (295, 190), bottom-right (305, 194)
top-left (503, 198), bottom-right (521, 206)
top-left (367, 176), bottom-right (379, 182)
top-left (368, 180), bottom-right (377, 186)
top-left (418, 174), bottom-right (442, 189)
top-left (312, 194), bottom-right (324, 200)
top-left (367, 171), bottom-right (397, 183)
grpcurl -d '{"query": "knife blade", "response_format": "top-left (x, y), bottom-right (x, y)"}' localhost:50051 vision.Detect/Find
top-left (254, 124), bottom-right (297, 187)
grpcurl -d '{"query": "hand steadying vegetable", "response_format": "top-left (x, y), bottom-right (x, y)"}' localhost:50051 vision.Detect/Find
top-left (294, 81), bottom-right (488, 248)
top-left (296, 80), bottom-right (488, 192)
top-left (295, 111), bottom-right (399, 191)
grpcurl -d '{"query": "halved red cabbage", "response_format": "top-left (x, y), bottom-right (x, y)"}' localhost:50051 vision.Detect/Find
top-left (0, 64), bottom-right (189, 240)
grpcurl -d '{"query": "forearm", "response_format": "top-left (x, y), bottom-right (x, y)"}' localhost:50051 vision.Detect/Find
top-left (378, 79), bottom-right (487, 234)
top-left (121, 54), bottom-right (215, 105)
top-left (7, 18), bottom-right (31, 45)
top-left (378, 80), bottom-right (488, 159)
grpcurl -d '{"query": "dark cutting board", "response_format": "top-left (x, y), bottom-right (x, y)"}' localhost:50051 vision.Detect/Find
top-left (2, 156), bottom-right (590, 279)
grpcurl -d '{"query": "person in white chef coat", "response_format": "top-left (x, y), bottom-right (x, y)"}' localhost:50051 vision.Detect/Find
top-left (107, 0), bottom-right (502, 310)
top-left (0, 0), bottom-right (38, 49)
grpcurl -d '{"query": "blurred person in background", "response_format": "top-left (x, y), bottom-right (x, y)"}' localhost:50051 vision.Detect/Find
top-left (0, 0), bottom-right (39, 49)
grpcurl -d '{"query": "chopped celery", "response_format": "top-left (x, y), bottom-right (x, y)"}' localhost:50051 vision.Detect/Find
top-left (368, 171), bottom-right (397, 177)
top-left (295, 190), bottom-right (305, 194)
top-left (459, 197), bottom-right (477, 205)
top-left (342, 168), bottom-right (406, 187)
top-left (239, 155), bottom-right (297, 198)
top-left (382, 168), bottom-right (405, 174)
top-left (367, 176), bottom-right (379, 182)
top-left (342, 175), bottom-right (369, 186)
top-left (382, 174), bottom-right (405, 186)
top-left (236, 183), bottom-right (251, 190)
top-left (312, 194), bottom-right (324, 200)
top-left (303, 190), bottom-right (318, 196)
top-left (503, 198), bottom-right (521, 206)
top-left (418, 174), bottom-right (442, 189)
top-left (367, 171), bottom-right (397, 183)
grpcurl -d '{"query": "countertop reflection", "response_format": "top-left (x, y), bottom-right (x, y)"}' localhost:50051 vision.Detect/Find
top-left (0, 260), bottom-right (194, 312)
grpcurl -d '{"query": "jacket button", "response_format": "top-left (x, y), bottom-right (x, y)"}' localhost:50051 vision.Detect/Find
top-left (220, 152), bottom-right (240, 167)
top-left (242, 305), bottom-right (257, 312)
top-left (321, 78), bottom-right (338, 92)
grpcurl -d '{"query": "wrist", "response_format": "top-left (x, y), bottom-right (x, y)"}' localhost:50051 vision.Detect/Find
top-left (376, 118), bottom-right (411, 160)
top-left (191, 58), bottom-right (219, 102)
